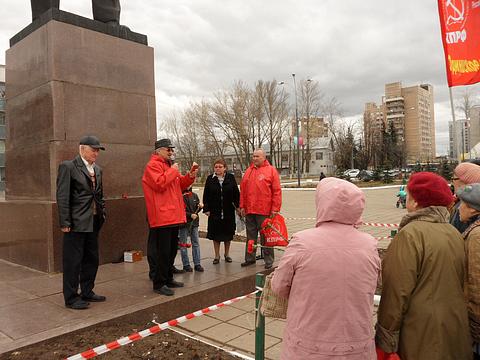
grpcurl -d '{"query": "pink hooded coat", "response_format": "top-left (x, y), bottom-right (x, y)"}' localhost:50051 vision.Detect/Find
top-left (271, 178), bottom-right (381, 360)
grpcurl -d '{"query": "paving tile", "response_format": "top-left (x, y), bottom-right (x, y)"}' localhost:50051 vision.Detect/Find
top-left (94, 261), bottom-right (149, 283)
top-left (43, 286), bottom-right (142, 318)
top-left (0, 332), bottom-right (13, 347)
top-left (230, 297), bottom-right (256, 312)
top-left (227, 312), bottom-right (256, 330)
top-left (177, 314), bottom-right (222, 333)
top-left (205, 305), bottom-right (246, 322)
top-left (226, 330), bottom-right (281, 353)
top-left (0, 260), bottom-right (45, 282)
top-left (265, 319), bottom-right (285, 339)
top-left (0, 283), bottom-right (38, 307)
top-left (265, 341), bottom-right (283, 360)
top-left (199, 322), bottom-right (249, 343)
top-left (0, 299), bottom-right (83, 340)
top-left (7, 273), bottom-right (62, 297)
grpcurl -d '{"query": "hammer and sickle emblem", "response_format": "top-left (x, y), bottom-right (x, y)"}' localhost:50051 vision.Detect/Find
top-left (445, 0), bottom-right (465, 25)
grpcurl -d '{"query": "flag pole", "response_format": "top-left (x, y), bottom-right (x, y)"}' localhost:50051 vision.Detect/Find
top-left (449, 87), bottom-right (460, 162)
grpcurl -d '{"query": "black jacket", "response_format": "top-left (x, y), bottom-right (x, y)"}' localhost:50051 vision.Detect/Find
top-left (181, 191), bottom-right (200, 228)
top-left (56, 155), bottom-right (106, 232)
top-left (203, 172), bottom-right (240, 241)
top-left (203, 173), bottom-right (240, 219)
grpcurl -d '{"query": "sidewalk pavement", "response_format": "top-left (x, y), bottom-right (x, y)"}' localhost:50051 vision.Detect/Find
top-left (0, 238), bottom-right (277, 355)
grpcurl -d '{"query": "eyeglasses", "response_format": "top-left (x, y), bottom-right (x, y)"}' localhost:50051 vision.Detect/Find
top-left (452, 177), bottom-right (460, 181)
top-left (162, 148), bottom-right (175, 152)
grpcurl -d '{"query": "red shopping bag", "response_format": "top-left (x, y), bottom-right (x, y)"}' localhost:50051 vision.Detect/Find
top-left (376, 347), bottom-right (400, 360)
top-left (260, 214), bottom-right (289, 247)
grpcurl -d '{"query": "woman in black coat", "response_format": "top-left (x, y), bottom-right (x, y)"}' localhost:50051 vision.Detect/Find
top-left (203, 159), bottom-right (240, 264)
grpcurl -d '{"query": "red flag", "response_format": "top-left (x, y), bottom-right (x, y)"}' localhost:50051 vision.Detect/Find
top-left (438, 0), bottom-right (480, 86)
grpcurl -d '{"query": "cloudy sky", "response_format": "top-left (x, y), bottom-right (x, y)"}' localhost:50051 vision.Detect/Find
top-left (1, 0), bottom-right (479, 155)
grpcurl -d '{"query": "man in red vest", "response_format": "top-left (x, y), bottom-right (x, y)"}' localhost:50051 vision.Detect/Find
top-left (240, 148), bottom-right (282, 269)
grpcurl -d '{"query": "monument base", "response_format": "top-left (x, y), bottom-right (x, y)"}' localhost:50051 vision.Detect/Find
top-left (0, 197), bottom-right (148, 273)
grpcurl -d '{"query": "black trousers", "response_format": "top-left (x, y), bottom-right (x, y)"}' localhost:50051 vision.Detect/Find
top-left (148, 226), bottom-right (179, 290)
top-left (244, 214), bottom-right (274, 266)
top-left (62, 217), bottom-right (101, 305)
top-left (30, 0), bottom-right (120, 22)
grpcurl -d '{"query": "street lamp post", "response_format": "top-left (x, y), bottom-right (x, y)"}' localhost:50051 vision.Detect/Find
top-left (292, 74), bottom-right (301, 187)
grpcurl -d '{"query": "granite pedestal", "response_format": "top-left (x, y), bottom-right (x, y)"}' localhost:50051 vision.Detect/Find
top-left (1, 14), bottom-right (156, 272)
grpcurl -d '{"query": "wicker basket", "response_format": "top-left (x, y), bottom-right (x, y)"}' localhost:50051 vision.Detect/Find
top-left (259, 272), bottom-right (288, 319)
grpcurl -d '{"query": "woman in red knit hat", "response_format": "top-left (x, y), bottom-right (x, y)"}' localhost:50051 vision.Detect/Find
top-left (376, 172), bottom-right (471, 360)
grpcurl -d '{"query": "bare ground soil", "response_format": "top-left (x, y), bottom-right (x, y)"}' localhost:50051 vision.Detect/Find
top-left (0, 324), bottom-right (240, 360)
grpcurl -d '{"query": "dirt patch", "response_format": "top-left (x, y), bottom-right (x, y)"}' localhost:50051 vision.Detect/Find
top-left (0, 327), bottom-right (240, 360)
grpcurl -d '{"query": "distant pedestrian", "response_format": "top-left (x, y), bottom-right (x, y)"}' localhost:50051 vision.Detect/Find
top-left (240, 149), bottom-right (281, 269)
top-left (319, 171), bottom-right (326, 181)
top-left (450, 162), bottom-right (480, 232)
top-left (376, 172), bottom-right (471, 360)
top-left (179, 187), bottom-right (204, 272)
top-left (203, 159), bottom-right (240, 264)
top-left (271, 178), bottom-right (380, 360)
top-left (142, 138), bottom-right (198, 296)
top-left (56, 135), bottom-right (107, 310)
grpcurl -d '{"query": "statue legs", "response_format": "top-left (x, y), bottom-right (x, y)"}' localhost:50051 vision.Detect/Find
top-left (30, 0), bottom-right (121, 24)
top-left (92, 0), bottom-right (121, 24)
top-left (31, 0), bottom-right (59, 21)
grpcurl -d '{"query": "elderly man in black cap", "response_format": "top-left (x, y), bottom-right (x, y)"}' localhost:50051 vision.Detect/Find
top-left (142, 139), bottom-right (199, 296)
top-left (56, 135), bottom-right (107, 310)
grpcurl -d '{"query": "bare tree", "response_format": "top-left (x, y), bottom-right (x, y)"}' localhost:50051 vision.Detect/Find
top-left (299, 79), bottom-right (323, 173)
top-left (257, 80), bottom-right (289, 168)
top-left (456, 88), bottom-right (477, 120)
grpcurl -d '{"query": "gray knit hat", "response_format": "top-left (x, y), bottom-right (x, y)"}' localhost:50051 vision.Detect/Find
top-left (457, 183), bottom-right (480, 211)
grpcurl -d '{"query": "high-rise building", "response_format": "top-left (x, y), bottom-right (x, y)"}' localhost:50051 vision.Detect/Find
top-left (363, 102), bottom-right (385, 164)
top-left (363, 82), bottom-right (435, 165)
top-left (449, 119), bottom-right (470, 160)
top-left (0, 65), bottom-right (5, 191)
top-left (470, 106), bottom-right (480, 151)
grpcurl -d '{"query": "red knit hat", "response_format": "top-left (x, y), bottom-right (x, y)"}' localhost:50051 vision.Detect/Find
top-left (407, 172), bottom-right (454, 208)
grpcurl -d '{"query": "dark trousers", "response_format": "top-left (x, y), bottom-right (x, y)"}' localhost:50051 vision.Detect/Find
top-left (62, 217), bottom-right (101, 305)
top-left (31, 0), bottom-right (120, 22)
top-left (244, 214), bottom-right (274, 266)
top-left (148, 226), bottom-right (179, 290)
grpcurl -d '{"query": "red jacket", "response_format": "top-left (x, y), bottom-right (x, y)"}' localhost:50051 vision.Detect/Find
top-left (240, 160), bottom-right (282, 216)
top-left (142, 154), bottom-right (195, 228)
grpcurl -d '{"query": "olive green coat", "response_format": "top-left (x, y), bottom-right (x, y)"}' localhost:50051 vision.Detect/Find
top-left (376, 206), bottom-right (472, 360)
top-left (463, 220), bottom-right (480, 343)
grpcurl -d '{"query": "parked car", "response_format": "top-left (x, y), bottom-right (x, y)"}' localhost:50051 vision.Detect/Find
top-left (344, 169), bottom-right (360, 179)
top-left (358, 170), bottom-right (374, 181)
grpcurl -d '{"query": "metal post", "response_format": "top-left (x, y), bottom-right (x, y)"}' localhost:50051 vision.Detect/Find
top-left (292, 74), bottom-right (300, 187)
top-left (255, 273), bottom-right (265, 360)
top-left (449, 87), bottom-right (459, 161)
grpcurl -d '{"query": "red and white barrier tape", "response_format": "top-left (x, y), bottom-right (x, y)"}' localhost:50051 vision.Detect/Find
top-left (362, 222), bottom-right (399, 228)
top-left (66, 290), bottom-right (258, 360)
top-left (284, 217), bottom-right (399, 228)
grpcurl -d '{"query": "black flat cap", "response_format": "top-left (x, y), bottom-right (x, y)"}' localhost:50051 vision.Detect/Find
top-left (155, 138), bottom-right (175, 150)
top-left (79, 135), bottom-right (105, 150)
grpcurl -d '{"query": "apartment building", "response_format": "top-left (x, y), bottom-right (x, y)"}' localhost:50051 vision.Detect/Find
top-left (363, 82), bottom-right (435, 165)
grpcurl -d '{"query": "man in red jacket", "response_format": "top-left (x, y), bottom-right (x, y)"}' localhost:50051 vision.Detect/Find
top-left (240, 148), bottom-right (282, 269)
top-left (142, 138), bottom-right (198, 296)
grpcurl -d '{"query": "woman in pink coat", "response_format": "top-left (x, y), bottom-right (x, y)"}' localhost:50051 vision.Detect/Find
top-left (271, 178), bottom-right (380, 360)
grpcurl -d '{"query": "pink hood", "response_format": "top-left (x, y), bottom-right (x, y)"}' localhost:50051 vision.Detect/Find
top-left (271, 177), bottom-right (379, 360)
top-left (316, 177), bottom-right (365, 227)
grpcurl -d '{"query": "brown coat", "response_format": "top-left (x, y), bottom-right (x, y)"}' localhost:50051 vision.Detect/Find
top-left (376, 206), bottom-right (471, 360)
top-left (463, 220), bottom-right (480, 343)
